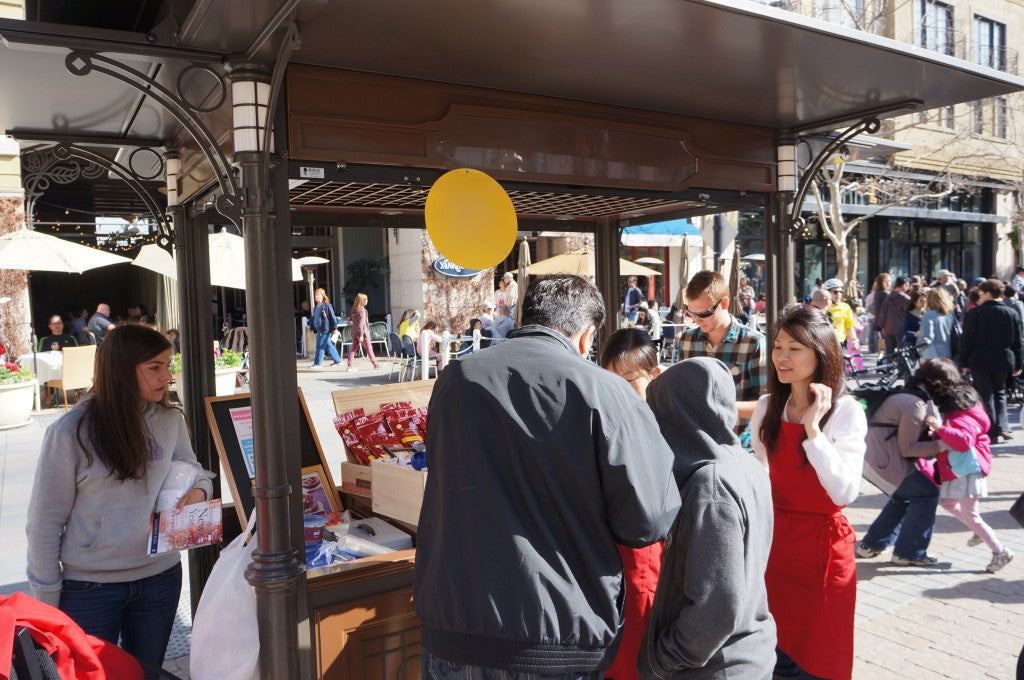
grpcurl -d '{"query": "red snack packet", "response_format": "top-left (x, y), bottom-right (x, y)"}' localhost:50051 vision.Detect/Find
top-left (385, 410), bottom-right (425, 446)
top-left (337, 414), bottom-right (376, 465)
top-left (379, 401), bottom-right (412, 412)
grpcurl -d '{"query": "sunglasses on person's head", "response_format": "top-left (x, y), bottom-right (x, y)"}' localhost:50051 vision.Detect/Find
top-left (685, 300), bottom-right (721, 319)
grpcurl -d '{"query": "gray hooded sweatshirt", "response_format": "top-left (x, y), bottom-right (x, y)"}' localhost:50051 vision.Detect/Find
top-left (640, 357), bottom-right (776, 680)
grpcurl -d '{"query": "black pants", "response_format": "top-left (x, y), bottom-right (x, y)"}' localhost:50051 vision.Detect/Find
top-left (972, 369), bottom-right (1009, 437)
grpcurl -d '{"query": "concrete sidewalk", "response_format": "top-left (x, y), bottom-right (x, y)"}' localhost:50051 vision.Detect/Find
top-left (2, 356), bottom-right (1024, 678)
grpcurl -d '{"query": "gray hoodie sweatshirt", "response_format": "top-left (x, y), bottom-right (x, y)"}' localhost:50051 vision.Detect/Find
top-left (26, 399), bottom-right (214, 606)
top-left (640, 357), bottom-right (776, 679)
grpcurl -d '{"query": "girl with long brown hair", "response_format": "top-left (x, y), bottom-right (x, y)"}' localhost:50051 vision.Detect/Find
top-left (346, 292), bottom-right (380, 371)
top-left (749, 305), bottom-right (867, 680)
top-left (26, 324), bottom-right (214, 668)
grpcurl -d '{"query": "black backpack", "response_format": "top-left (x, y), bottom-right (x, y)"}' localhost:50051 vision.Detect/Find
top-left (851, 384), bottom-right (927, 441)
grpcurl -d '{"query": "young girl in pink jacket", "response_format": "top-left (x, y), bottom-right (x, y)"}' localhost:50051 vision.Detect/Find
top-left (918, 358), bottom-right (1013, 573)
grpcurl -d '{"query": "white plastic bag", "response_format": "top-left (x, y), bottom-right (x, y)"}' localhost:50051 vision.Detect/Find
top-left (190, 510), bottom-right (259, 680)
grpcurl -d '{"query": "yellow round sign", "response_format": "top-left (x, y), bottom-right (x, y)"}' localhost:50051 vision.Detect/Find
top-left (425, 168), bottom-right (517, 270)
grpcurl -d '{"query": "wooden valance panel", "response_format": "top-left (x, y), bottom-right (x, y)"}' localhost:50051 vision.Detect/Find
top-left (287, 65), bottom-right (775, 195)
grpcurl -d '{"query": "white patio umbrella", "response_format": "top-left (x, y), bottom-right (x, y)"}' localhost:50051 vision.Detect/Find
top-left (525, 249), bottom-right (660, 277)
top-left (133, 230), bottom-right (304, 289)
top-left (0, 227), bottom-right (131, 273)
top-left (0, 226), bottom-right (131, 378)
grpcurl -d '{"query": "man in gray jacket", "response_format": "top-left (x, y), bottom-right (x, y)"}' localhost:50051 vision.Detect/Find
top-left (641, 358), bottom-right (776, 679)
top-left (415, 274), bottom-right (681, 679)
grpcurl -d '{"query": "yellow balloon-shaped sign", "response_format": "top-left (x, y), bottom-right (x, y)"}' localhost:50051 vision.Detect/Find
top-left (425, 168), bottom-right (518, 270)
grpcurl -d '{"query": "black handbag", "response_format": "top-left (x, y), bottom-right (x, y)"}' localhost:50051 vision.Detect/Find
top-left (1009, 491), bottom-right (1024, 530)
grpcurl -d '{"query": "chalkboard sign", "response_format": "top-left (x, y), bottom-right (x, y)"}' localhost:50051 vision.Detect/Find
top-left (205, 388), bottom-right (340, 525)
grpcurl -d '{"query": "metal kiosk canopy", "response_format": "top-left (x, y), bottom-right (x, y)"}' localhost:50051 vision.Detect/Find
top-left (1, 1), bottom-right (1024, 678)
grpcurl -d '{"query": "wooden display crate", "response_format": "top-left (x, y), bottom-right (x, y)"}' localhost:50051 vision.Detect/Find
top-left (332, 380), bottom-right (434, 527)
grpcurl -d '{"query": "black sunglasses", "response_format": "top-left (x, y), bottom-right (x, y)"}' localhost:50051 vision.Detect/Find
top-left (685, 300), bottom-right (721, 319)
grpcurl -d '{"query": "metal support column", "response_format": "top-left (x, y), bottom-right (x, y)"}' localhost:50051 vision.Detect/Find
top-left (172, 205), bottom-right (220, 608)
top-left (595, 219), bottom-right (620, 339)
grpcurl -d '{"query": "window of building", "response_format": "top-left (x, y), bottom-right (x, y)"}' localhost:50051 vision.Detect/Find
top-left (939, 105), bottom-right (955, 129)
top-left (994, 97), bottom-right (1008, 138)
top-left (973, 15), bottom-right (1007, 71)
top-left (917, 0), bottom-right (955, 56)
top-left (971, 100), bottom-right (984, 134)
top-left (814, 0), bottom-right (865, 29)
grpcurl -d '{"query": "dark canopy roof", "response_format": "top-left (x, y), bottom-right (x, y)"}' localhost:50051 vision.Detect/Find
top-left (3, 0), bottom-right (1024, 143)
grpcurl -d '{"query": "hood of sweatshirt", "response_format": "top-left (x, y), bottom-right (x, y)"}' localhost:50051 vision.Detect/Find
top-left (647, 356), bottom-right (745, 486)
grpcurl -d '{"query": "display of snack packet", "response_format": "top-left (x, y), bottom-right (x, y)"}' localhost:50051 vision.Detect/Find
top-left (379, 401), bottom-right (412, 412)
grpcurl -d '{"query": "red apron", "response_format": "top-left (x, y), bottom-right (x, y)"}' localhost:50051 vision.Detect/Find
top-left (766, 421), bottom-right (856, 680)
top-left (606, 541), bottom-right (663, 680)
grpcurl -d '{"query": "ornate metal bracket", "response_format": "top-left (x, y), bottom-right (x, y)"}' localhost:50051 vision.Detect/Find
top-left (784, 117), bottom-right (881, 236)
top-left (22, 144), bottom-right (174, 253)
top-left (63, 50), bottom-right (242, 229)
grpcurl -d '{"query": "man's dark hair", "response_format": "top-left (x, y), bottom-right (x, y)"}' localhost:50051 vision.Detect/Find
top-left (1005, 283), bottom-right (1017, 299)
top-left (1016, 265), bottom-right (1024, 274)
top-left (521, 275), bottom-right (605, 337)
top-left (979, 279), bottom-right (1004, 298)
top-left (893, 276), bottom-right (908, 289)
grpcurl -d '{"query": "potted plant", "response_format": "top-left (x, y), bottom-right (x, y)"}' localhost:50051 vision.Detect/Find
top-left (0, 361), bottom-right (38, 429)
top-left (170, 348), bottom-right (245, 397)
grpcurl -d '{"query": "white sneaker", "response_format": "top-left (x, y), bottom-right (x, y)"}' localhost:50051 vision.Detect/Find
top-left (987, 549), bottom-right (1014, 573)
top-left (309, 364), bottom-right (322, 371)
top-left (346, 366), bottom-right (358, 372)
top-left (967, 533), bottom-right (984, 547)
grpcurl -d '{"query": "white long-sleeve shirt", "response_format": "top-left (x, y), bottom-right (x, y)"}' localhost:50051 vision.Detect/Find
top-left (749, 393), bottom-right (867, 506)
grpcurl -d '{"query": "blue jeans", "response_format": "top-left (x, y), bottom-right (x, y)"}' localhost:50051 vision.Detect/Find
top-left (313, 331), bottom-right (342, 366)
top-left (422, 651), bottom-right (602, 680)
top-left (860, 470), bottom-right (939, 560)
top-left (59, 562), bottom-right (182, 668)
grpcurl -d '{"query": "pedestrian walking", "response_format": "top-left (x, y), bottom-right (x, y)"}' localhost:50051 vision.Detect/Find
top-left (866, 273), bottom-right (891, 354)
top-left (599, 328), bottom-right (663, 680)
top-left (309, 287), bottom-right (342, 369)
top-left (959, 279), bottom-right (1022, 442)
top-left (916, 287), bottom-right (956, 360)
top-left (26, 324), bottom-right (214, 668)
top-left (856, 376), bottom-right (946, 565)
top-left (641, 357), bottom-right (776, 679)
top-left (750, 305), bottom-right (866, 680)
top-left (346, 292), bottom-right (380, 372)
top-left (878, 276), bottom-right (911, 354)
top-left (917, 358), bottom-right (1014, 573)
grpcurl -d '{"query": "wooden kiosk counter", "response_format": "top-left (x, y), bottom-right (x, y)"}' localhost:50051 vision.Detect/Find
top-left (205, 380), bottom-right (433, 678)
top-left (310, 380), bottom-right (433, 680)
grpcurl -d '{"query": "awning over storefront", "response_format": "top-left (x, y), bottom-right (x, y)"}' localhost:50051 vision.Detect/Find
top-left (622, 219), bottom-right (701, 247)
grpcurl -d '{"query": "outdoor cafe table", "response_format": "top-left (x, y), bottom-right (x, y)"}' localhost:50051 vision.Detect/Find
top-left (16, 351), bottom-right (62, 410)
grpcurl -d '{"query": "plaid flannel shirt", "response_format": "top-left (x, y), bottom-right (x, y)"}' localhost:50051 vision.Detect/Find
top-left (676, 317), bottom-right (767, 403)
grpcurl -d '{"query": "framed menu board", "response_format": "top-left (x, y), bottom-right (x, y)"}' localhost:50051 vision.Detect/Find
top-left (205, 388), bottom-right (340, 524)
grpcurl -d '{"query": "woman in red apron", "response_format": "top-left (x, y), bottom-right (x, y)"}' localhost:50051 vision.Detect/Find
top-left (749, 305), bottom-right (867, 680)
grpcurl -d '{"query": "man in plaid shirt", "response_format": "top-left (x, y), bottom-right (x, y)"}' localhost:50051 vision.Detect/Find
top-left (677, 270), bottom-right (766, 424)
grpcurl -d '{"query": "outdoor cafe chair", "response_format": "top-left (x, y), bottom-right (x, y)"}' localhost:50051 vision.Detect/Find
top-left (386, 331), bottom-right (405, 381)
top-left (369, 321), bottom-right (389, 357)
top-left (399, 334), bottom-right (437, 382)
top-left (47, 344), bottom-right (96, 411)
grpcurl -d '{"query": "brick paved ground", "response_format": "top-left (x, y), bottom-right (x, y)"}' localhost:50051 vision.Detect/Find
top-left (3, 354), bottom-right (1024, 678)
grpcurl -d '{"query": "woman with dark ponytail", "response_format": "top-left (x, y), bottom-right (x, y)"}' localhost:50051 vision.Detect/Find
top-left (749, 306), bottom-right (867, 680)
top-left (27, 324), bottom-right (214, 668)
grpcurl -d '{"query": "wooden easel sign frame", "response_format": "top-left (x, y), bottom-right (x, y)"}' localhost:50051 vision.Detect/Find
top-left (205, 388), bottom-right (340, 525)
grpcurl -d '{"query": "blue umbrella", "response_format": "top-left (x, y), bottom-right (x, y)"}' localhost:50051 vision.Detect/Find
top-left (622, 219), bottom-right (700, 247)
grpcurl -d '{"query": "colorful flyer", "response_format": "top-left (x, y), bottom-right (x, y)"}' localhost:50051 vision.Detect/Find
top-left (229, 406), bottom-right (256, 478)
top-left (147, 499), bottom-right (224, 555)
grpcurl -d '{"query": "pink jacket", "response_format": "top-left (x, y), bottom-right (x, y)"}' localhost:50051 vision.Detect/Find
top-left (932, 404), bottom-right (992, 482)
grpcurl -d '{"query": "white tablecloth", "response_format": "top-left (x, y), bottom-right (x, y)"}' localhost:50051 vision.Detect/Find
top-left (17, 351), bottom-right (62, 383)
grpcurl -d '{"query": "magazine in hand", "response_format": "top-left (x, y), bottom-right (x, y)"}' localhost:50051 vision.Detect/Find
top-left (148, 499), bottom-right (224, 555)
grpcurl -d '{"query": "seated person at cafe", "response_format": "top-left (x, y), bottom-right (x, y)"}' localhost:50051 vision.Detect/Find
top-left (480, 302), bottom-right (495, 331)
top-left (38, 315), bottom-right (79, 352)
top-left (419, 319), bottom-right (448, 371)
top-left (460, 318), bottom-right (491, 352)
top-left (490, 304), bottom-right (515, 343)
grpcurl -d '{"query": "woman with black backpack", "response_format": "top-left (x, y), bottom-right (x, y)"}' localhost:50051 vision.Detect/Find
top-left (855, 368), bottom-right (948, 567)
